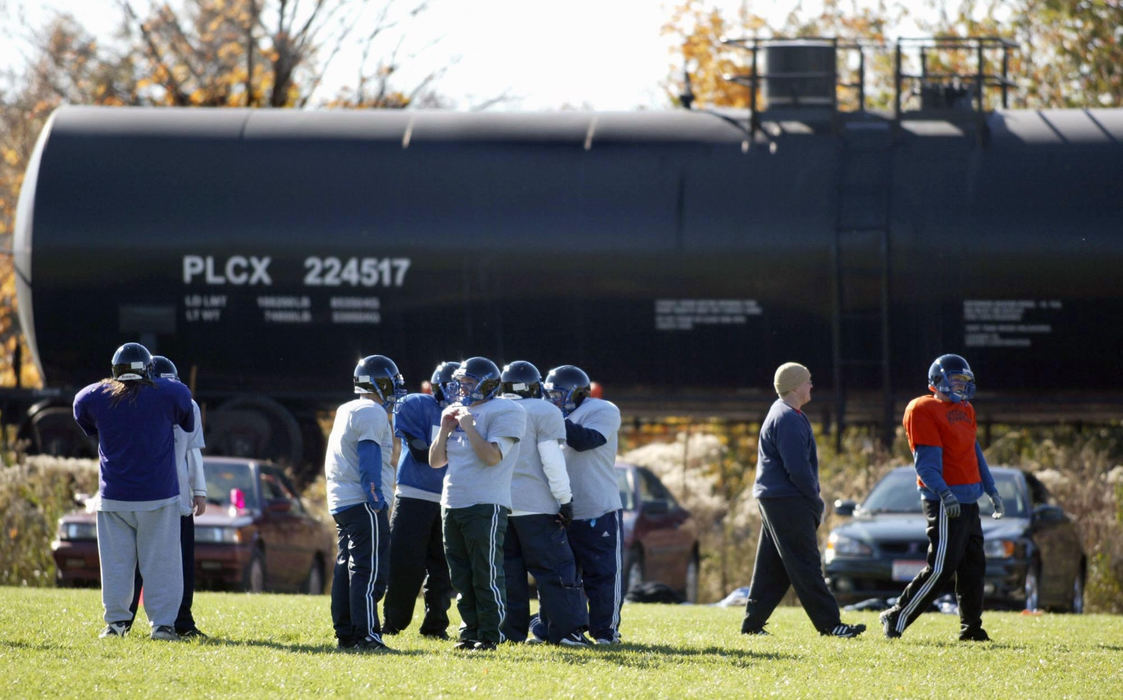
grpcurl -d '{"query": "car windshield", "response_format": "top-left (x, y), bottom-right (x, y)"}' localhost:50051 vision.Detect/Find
top-left (205, 462), bottom-right (259, 510)
top-left (861, 469), bottom-right (1028, 518)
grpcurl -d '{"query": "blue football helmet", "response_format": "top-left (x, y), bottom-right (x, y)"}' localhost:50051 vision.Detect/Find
top-left (150, 355), bottom-right (179, 380)
top-left (928, 354), bottom-right (975, 403)
top-left (111, 342), bottom-right (152, 381)
top-left (501, 360), bottom-right (543, 399)
top-left (543, 365), bottom-right (591, 417)
top-left (353, 355), bottom-right (407, 410)
top-left (430, 360), bottom-right (461, 407)
top-left (451, 357), bottom-right (502, 404)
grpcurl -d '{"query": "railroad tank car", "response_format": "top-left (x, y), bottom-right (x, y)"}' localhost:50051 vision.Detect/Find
top-left (12, 101), bottom-right (1123, 472)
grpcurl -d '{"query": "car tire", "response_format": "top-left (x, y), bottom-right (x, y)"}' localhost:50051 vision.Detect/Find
top-left (1024, 559), bottom-right (1041, 612)
top-left (682, 552), bottom-right (700, 604)
top-left (303, 557), bottom-right (325, 595)
top-left (1070, 569), bottom-right (1085, 614)
top-left (624, 549), bottom-right (644, 593)
top-left (243, 550), bottom-right (266, 593)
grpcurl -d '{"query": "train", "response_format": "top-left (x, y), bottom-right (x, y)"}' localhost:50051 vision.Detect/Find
top-left (9, 42), bottom-right (1123, 477)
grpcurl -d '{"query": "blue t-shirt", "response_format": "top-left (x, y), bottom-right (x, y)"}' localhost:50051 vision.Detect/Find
top-left (394, 393), bottom-right (446, 497)
top-left (73, 378), bottom-right (195, 502)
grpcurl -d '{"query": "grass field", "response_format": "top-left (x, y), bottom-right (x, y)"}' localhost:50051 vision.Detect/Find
top-left (2, 587), bottom-right (1121, 698)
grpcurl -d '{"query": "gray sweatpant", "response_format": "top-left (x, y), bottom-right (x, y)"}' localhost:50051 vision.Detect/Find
top-left (97, 504), bottom-right (183, 628)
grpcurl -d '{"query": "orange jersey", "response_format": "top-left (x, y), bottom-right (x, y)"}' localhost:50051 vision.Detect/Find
top-left (902, 394), bottom-right (980, 487)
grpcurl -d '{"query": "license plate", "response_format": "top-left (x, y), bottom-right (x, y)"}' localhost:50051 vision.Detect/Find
top-left (892, 560), bottom-right (927, 582)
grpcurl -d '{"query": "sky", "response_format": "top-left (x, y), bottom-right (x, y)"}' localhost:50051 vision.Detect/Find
top-left (1, 1), bottom-right (933, 111)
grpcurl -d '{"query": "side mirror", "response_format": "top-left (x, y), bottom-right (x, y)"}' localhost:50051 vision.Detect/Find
top-left (1032, 504), bottom-right (1065, 523)
top-left (834, 499), bottom-right (858, 517)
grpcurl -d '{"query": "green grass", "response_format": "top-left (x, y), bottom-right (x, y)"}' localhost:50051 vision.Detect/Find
top-left (2, 587), bottom-right (1122, 698)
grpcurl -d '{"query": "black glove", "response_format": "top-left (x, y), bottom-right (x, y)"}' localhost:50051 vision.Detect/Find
top-left (556, 501), bottom-right (573, 528)
top-left (938, 489), bottom-right (961, 519)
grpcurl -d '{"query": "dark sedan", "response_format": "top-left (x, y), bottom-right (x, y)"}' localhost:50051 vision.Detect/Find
top-left (617, 461), bottom-right (700, 602)
top-left (51, 456), bottom-right (334, 593)
top-left (824, 466), bottom-right (1085, 612)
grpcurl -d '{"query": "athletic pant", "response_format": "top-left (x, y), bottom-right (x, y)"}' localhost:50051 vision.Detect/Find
top-left (97, 503), bottom-right (182, 628)
top-left (502, 514), bottom-right (587, 643)
top-left (742, 496), bottom-right (841, 633)
top-left (443, 504), bottom-right (508, 644)
top-left (382, 495), bottom-right (453, 635)
top-left (885, 500), bottom-right (985, 636)
top-left (566, 510), bottom-right (623, 641)
top-left (128, 514), bottom-right (197, 632)
top-left (331, 502), bottom-right (390, 644)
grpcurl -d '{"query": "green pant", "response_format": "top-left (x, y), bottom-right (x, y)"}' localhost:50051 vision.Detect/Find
top-left (443, 504), bottom-right (509, 643)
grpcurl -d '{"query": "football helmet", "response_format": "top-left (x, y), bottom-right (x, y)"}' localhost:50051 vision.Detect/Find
top-left (451, 357), bottom-right (502, 404)
top-left (111, 342), bottom-right (153, 382)
top-left (430, 361), bottom-right (461, 407)
top-left (543, 365), bottom-right (591, 416)
top-left (353, 355), bottom-right (407, 410)
top-left (928, 354), bottom-right (976, 403)
top-left (150, 355), bottom-right (179, 380)
top-left (501, 360), bottom-right (543, 399)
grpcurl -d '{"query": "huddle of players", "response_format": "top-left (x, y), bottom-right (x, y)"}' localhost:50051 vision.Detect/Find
top-left (324, 355), bottom-right (623, 652)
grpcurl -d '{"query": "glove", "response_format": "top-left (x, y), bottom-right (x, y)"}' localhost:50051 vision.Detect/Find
top-left (556, 501), bottom-right (573, 528)
top-left (988, 492), bottom-right (1005, 519)
top-left (938, 489), bottom-right (961, 519)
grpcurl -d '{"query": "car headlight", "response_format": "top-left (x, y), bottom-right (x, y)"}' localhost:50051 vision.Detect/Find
top-left (195, 526), bottom-right (242, 544)
top-left (983, 538), bottom-right (1016, 559)
top-left (825, 532), bottom-right (873, 563)
top-left (59, 522), bottom-right (97, 540)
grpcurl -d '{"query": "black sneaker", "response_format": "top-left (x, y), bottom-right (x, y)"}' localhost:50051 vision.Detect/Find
top-left (178, 628), bottom-right (208, 640)
top-left (742, 627), bottom-right (770, 636)
top-left (355, 635), bottom-right (391, 652)
top-left (558, 631), bottom-right (594, 647)
top-left (472, 640), bottom-right (497, 651)
top-left (420, 630), bottom-right (450, 640)
top-left (959, 627), bottom-right (991, 642)
top-left (453, 639), bottom-right (478, 650)
top-left (822, 623), bottom-right (866, 638)
top-left (337, 637), bottom-right (357, 650)
top-left (880, 610), bottom-right (902, 639)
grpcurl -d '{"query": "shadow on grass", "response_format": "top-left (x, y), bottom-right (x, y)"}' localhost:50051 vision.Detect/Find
top-left (534, 642), bottom-right (795, 666)
top-left (183, 638), bottom-right (434, 656)
top-left (903, 639), bottom-right (1028, 651)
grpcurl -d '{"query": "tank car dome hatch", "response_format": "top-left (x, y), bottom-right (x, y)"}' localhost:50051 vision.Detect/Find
top-left (763, 40), bottom-right (836, 109)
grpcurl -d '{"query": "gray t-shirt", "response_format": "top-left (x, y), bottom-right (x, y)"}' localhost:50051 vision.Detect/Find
top-left (564, 398), bottom-right (622, 520)
top-left (442, 398), bottom-right (526, 509)
top-left (324, 398), bottom-right (394, 513)
top-left (509, 397), bottom-right (567, 514)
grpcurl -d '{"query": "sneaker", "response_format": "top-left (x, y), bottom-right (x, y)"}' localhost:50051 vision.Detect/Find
top-left (742, 627), bottom-right (770, 636)
top-left (880, 610), bottom-right (902, 639)
top-left (453, 639), bottom-right (478, 650)
top-left (821, 623), bottom-right (866, 638)
top-left (471, 640), bottom-right (497, 651)
top-left (420, 630), bottom-right (450, 641)
top-left (178, 628), bottom-right (208, 640)
top-left (959, 627), bottom-right (991, 642)
top-left (594, 633), bottom-right (621, 645)
top-left (150, 625), bottom-right (180, 641)
top-left (355, 635), bottom-right (391, 652)
top-left (558, 631), bottom-right (594, 647)
top-left (99, 622), bottom-right (130, 638)
top-left (380, 626), bottom-right (400, 636)
top-left (337, 637), bottom-right (357, 650)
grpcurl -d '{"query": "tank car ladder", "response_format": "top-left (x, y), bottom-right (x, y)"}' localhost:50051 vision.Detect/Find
top-left (831, 117), bottom-right (894, 448)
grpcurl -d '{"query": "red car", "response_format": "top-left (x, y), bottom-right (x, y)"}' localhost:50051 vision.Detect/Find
top-left (51, 456), bottom-right (334, 593)
top-left (616, 461), bottom-right (700, 602)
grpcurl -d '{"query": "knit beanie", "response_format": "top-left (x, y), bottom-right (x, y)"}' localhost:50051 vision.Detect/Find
top-left (774, 362), bottom-right (811, 396)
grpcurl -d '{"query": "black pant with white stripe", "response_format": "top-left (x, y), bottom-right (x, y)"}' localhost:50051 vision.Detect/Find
top-left (443, 504), bottom-right (509, 644)
top-left (382, 496), bottom-right (453, 635)
top-left (888, 500), bottom-right (985, 636)
top-left (502, 513), bottom-right (587, 643)
top-left (331, 502), bottom-right (390, 645)
top-left (567, 510), bottom-right (623, 642)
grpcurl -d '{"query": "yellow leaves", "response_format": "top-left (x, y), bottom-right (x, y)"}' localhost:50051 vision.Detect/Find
top-left (2, 149), bottom-right (19, 168)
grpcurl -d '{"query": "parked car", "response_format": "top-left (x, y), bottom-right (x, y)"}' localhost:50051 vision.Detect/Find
top-left (51, 456), bottom-right (334, 594)
top-left (825, 466), bottom-right (1086, 612)
top-left (616, 461), bottom-right (700, 602)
